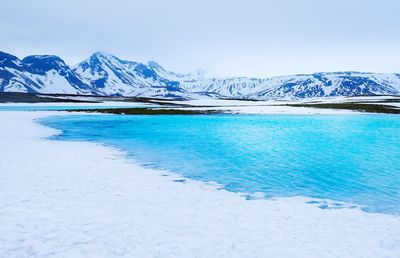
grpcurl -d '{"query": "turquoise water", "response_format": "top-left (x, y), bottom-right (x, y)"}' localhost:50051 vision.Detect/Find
top-left (41, 114), bottom-right (400, 215)
top-left (0, 105), bottom-right (157, 111)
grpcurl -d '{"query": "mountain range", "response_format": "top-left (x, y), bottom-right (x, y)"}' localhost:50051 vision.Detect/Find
top-left (1, 50), bottom-right (400, 100)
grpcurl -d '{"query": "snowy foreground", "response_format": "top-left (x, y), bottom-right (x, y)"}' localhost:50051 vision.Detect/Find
top-left (1, 111), bottom-right (400, 258)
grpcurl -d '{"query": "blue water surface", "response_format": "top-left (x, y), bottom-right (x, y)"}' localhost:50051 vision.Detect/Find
top-left (41, 114), bottom-right (400, 214)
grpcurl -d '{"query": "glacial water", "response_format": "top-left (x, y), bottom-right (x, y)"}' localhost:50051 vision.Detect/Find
top-left (41, 114), bottom-right (400, 215)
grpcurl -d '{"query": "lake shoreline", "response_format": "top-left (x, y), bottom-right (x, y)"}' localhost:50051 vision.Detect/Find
top-left (1, 110), bottom-right (400, 257)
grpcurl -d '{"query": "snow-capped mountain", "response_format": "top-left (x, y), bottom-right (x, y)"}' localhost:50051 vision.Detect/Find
top-left (1, 50), bottom-right (400, 99)
top-left (0, 51), bottom-right (97, 95)
top-left (180, 72), bottom-right (400, 99)
top-left (74, 52), bottom-right (179, 95)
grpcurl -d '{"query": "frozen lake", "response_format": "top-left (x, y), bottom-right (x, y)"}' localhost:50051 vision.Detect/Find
top-left (42, 114), bottom-right (400, 215)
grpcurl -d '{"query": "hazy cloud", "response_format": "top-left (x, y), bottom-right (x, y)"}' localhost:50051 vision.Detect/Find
top-left (1, 0), bottom-right (399, 77)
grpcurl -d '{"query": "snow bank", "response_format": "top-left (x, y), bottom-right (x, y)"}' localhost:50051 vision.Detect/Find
top-left (0, 101), bottom-right (157, 107)
top-left (0, 111), bottom-right (399, 258)
top-left (160, 99), bottom-right (359, 114)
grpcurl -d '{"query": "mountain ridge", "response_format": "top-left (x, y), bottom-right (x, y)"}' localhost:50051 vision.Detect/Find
top-left (1, 50), bottom-right (400, 100)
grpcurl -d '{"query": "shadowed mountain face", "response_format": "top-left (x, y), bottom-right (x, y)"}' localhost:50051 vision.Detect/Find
top-left (0, 52), bottom-right (95, 95)
top-left (1, 50), bottom-right (400, 99)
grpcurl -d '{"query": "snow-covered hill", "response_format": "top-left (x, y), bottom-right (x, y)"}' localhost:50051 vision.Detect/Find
top-left (0, 52), bottom-right (97, 95)
top-left (181, 72), bottom-right (400, 99)
top-left (1, 50), bottom-right (400, 99)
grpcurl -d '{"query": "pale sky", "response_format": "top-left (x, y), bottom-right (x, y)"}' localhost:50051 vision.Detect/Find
top-left (1, 0), bottom-right (399, 77)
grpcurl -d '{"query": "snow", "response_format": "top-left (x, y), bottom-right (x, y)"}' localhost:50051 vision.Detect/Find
top-left (221, 105), bottom-right (357, 114)
top-left (381, 102), bottom-right (400, 108)
top-left (160, 99), bottom-right (360, 114)
top-left (178, 72), bottom-right (400, 99)
top-left (74, 52), bottom-right (175, 96)
top-left (3, 81), bottom-right (29, 92)
top-left (0, 99), bottom-right (359, 114)
top-left (2, 96), bottom-right (399, 114)
top-left (1, 111), bottom-right (400, 257)
top-left (2, 50), bottom-right (400, 99)
top-left (0, 101), bottom-right (159, 108)
top-left (163, 99), bottom-right (291, 106)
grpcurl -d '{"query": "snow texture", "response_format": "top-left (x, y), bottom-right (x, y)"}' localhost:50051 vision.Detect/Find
top-left (1, 51), bottom-right (400, 100)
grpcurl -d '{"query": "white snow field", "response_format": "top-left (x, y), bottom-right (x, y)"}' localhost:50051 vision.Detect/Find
top-left (0, 100), bottom-right (359, 114)
top-left (1, 111), bottom-right (400, 258)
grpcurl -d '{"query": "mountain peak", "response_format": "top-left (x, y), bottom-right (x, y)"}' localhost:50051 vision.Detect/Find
top-left (0, 51), bottom-right (19, 61)
top-left (22, 55), bottom-right (65, 64)
top-left (91, 51), bottom-right (115, 60)
top-left (21, 55), bottom-right (68, 75)
top-left (147, 60), bottom-right (162, 68)
top-left (187, 68), bottom-right (208, 79)
top-left (0, 51), bottom-right (21, 68)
